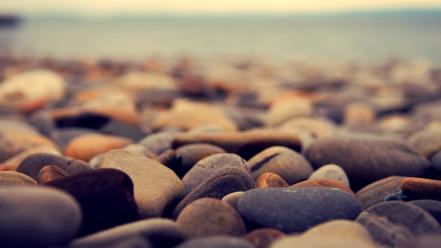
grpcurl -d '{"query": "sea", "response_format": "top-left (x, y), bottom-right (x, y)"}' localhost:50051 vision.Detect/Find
top-left (0, 10), bottom-right (440, 63)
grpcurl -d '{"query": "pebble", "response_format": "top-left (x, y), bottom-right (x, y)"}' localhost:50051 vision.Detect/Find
top-left (37, 165), bottom-right (68, 183)
top-left (222, 191), bottom-right (245, 210)
top-left (182, 153), bottom-right (248, 195)
top-left (243, 228), bottom-right (285, 248)
top-left (0, 186), bottom-right (81, 247)
top-left (173, 167), bottom-right (255, 217)
top-left (47, 168), bottom-right (138, 234)
top-left (0, 171), bottom-right (37, 186)
top-left (70, 218), bottom-right (184, 248)
top-left (308, 163), bottom-right (350, 187)
top-left (172, 130), bottom-right (302, 159)
top-left (400, 177), bottom-right (441, 201)
top-left (304, 137), bottom-right (429, 189)
top-left (64, 133), bottom-right (133, 162)
top-left (355, 176), bottom-right (404, 209)
top-left (237, 187), bottom-right (362, 232)
top-left (248, 146), bottom-right (313, 184)
top-left (356, 201), bottom-right (441, 247)
top-left (177, 198), bottom-right (246, 238)
top-left (271, 235), bottom-right (377, 248)
top-left (17, 153), bottom-right (92, 180)
top-left (97, 150), bottom-right (184, 217)
top-left (138, 131), bottom-right (176, 155)
top-left (256, 172), bottom-right (289, 188)
top-left (302, 220), bottom-right (374, 242)
top-left (430, 150), bottom-right (441, 172)
top-left (0, 145), bottom-right (60, 171)
top-left (266, 97), bottom-right (312, 126)
top-left (175, 236), bottom-right (254, 248)
top-left (410, 200), bottom-right (441, 224)
top-left (405, 235), bottom-right (441, 248)
top-left (407, 123), bottom-right (441, 158)
top-left (291, 179), bottom-right (353, 194)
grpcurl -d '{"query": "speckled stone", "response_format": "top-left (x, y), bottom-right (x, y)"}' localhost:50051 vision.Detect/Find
top-left (0, 171), bottom-right (37, 186)
top-left (248, 146), bottom-right (313, 185)
top-left (0, 186), bottom-right (81, 247)
top-left (175, 236), bottom-right (253, 248)
top-left (308, 164), bottom-right (350, 187)
top-left (356, 201), bottom-right (441, 247)
top-left (238, 187), bottom-right (362, 233)
top-left (177, 198), bottom-right (246, 238)
top-left (304, 137), bottom-right (429, 189)
top-left (243, 228), bottom-right (285, 248)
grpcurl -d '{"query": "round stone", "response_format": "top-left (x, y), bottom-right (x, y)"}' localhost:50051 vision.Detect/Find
top-left (410, 200), bottom-right (441, 224)
top-left (237, 187), bottom-right (362, 233)
top-left (308, 164), bottom-right (350, 187)
top-left (248, 146), bottom-right (313, 185)
top-left (177, 198), bottom-right (246, 238)
top-left (356, 201), bottom-right (441, 247)
top-left (0, 186), bottom-right (81, 247)
top-left (0, 171), bottom-right (37, 186)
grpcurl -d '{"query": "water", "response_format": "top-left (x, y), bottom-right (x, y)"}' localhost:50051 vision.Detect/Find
top-left (1, 11), bottom-right (441, 62)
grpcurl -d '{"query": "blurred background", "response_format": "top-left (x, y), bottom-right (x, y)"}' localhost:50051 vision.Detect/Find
top-left (0, 0), bottom-right (440, 63)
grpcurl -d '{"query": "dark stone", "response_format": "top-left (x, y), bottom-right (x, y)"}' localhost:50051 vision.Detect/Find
top-left (37, 165), bottom-right (68, 183)
top-left (47, 168), bottom-right (138, 235)
top-left (356, 201), bottom-right (441, 247)
top-left (69, 234), bottom-right (151, 248)
top-left (237, 187), bottom-right (362, 233)
top-left (410, 200), bottom-right (441, 224)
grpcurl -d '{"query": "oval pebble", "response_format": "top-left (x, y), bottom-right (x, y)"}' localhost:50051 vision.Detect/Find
top-left (0, 171), bottom-right (37, 186)
top-left (308, 164), bottom-right (350, 187)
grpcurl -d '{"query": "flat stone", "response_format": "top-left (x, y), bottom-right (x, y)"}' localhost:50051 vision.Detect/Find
top-left (304, 137), bottom-right (429, 189)
top-left (172, 130), bottom-right (302, 159)
top-left (291, 179), bottom-right (353, 194)
top-left (177, 198), bottom-right (246, 238)
top-left (356, 201), bottom-right (441, 247)
top-left (355, 176), bottom-right (404, 209)
top-left (256, 172), bottom-right (289, 188)
top-left (64, 133), bottom-right (133, 162)
top-left (97, 150), bottom-right (184, 217)
top-left (70, 218), bottom-right (183, 248)
top-left (0, 171), bottom-right (37, 186)
top-left (182, 153), bottom-right (248, 195)
top-left (308, 164), bottom-right (350, 187)
top-left (248, 146), bottom-right (313, 185)
top-left (237, 187), bottom-right (362, 233)
top-left (0, 186), bottom-right (81, 247)
top-left (17, 153), bottom-right (92, 180)
top-left (47, 168), bottom-right (138, 235)
top-left (243, 228), bottom-right (285, 248)
top-left (173, 167), bottom-right (255, 217)
top-left (175, 236), bottom-right (253, 248)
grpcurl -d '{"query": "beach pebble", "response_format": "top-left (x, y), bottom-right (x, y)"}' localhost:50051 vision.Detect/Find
top-left (37, 165), bottom-right (68, 183)
top-left (408, 123), bottom-right (441, 158)
top-left (0, 69), bottom-right (66, 113)
top-left (302, 220), bottom-right (374, 242)
top-left (47, 168), bottom-right (138, 234)
top-left (175, 236), bottom-right (254, 248)
top-left (64, 133), bottom-right (133, 162)
top-left (291, 178), bottom-right (353, 194)
top-left (266, 97), bottom-right (312, 126)
top-left (0, 171), bottom-right (37, 186)
top-left (0, 145), bottom-right (60, 171)
top-left (355, 176), bottom-right (404, 209)
top-left (343, 102), bottom-right (375, 127)
top-left (248, 146), bottom-right (313, 184)
top-left (356, 201), bottom-right (441, 247)
top-left (308, 163), bottom-right (350, 187)
top-left (237, 187), bottom-right (362, 232)
top-left (404, 235), bottom-right (441, 248)
top-left (256, 172), bottom-right (289, 188)
top-left (0, 186), bottom-right (81, 247)
top-left (70, 235), bottom-right (151, 248)
top-left (244, 228), bottom-right (285, 248)
top-left (138, 131), bottom-right (176, 155)
top-left (304, 137), bottom-right (429, 189)
top-left (70, 218), bottom-right (184, 248)
top-left (400, 177), bottom-right (441, 201)
top-left (177, 198), bottom-right (246, 238)
top-left (271, 235), bottom-right (377, 248)
top-left (182, 153), bottom-right (248, 195)
top-left (430, 150), bottom-right (441, 172)
top-left (97, 150), bottom-right (183, 217)
top-left (222, 191), bottom-right (245, 210)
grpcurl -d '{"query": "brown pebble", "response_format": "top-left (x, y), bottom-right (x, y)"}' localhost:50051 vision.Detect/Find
top-left (401, 177), bottom-right (441, 201)
top-left (256, 172), bottom-right (289, 188)
top-left (244, 228), bottom-right (285, 248)
top-left (37, 165), bottom-right (68, 183)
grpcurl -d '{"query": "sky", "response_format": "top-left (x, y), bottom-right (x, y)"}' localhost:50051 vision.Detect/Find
top-left (1, 0), bottom-right (441, 15)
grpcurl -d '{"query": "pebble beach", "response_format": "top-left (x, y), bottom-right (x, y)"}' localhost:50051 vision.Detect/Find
top-left (1, 54), bottom-right (441, 248)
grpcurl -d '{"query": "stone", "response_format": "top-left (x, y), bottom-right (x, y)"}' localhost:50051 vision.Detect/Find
top-left (271, 235), bottom-right (377, 248)
top-left (308, 164), bottom-right (350, 187)
top-left (0, 145), bottom-right (61, 171)
top-left (47, 168), bottom-right (138, 234)
top-left (138, 131), bottom-right (176, 155)
top-left (97, 150), bottom-right (184, 217)
top-left (343, 102), bottom-right (375, 127)
top-left (70, 218), bottom-right (184, 248)
top-left (175, 236), bottom-right (253, 248)
top-left (177, 198), bottom-right (246, 238)
top-left (302, 220), bottom-right (374, 243)
top-left (70, 235), bottom-right (151, 248)
top-left (430, 150), bottom-right (441, 172)
top-left (291, 179), bottom-right (353, 194)
top-left (248, 146), bottom-right (313, 185)
top-left (222, 191), bottom-right (245, 210)
top-left (355, 176), bottom-right (404, 209)
top-left (266, 97), bottom-right (312, 126)
top-left (243, 228), bottom-right (285, 248)
top-left (0, 69), bottom-right (66, 113)
top-left (172, 130), bottom-right (302, 159)
top-left (256, 172), bottom-right (289, 188)
top-left (182, 153), bottom-right (248, 195)
top-left (279, 117), bottom-right (335, 140)
top-left (0, 171), bottom-right (37, 186)
top-left (37, 165), bottom-right (68, 183)
top-left (238, 187), bottom-right (362, 233)
top-left (408, 123), bottom-right (441, 158)
top-left (410, 200), bottom-right (441, 224)
top-left (405, 235), bottom-right (441, 248)
top-left (173, 167), bottom-right (255, 217)
top-left (356, 201), bottom-right (441, 247)
top-left (401, 177), bottom-right (441, 201)
top-left (159, 143), bottom-right (225, 177)
top-left (17, 153), bottom-right (91, 180)
top-left (304, 137), bottom-right (429, 189)
top-left (64, 133), bottom-right (133, 162)
top-left (0, 186), bottom-right (81, 247)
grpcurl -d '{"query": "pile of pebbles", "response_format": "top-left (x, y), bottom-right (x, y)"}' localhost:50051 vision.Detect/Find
top-left (1, 55), bottom-right (441, 247)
